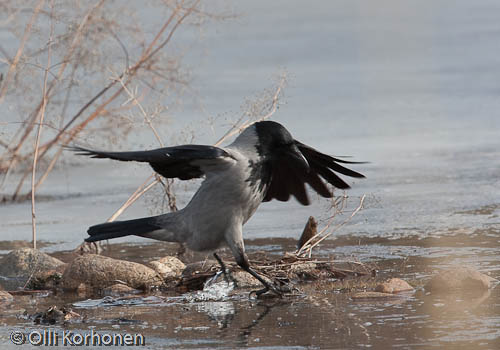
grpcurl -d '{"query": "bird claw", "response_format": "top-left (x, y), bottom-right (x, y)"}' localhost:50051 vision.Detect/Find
top-left (249, 283), bottom-right (285, 299)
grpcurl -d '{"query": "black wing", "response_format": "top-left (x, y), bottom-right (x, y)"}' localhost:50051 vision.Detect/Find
top-left (263, 140), bottom-right (366, 205)
top-left (69, 144), bottom-right (232, 180)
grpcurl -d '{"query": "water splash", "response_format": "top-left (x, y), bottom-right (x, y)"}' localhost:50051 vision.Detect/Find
top-left (184, 271), bottom-right (235, 302)
top-left (73, 295), bottom-right (166, 308)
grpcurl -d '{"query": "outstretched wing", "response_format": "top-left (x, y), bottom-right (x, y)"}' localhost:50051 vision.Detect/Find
top-left (70, 144), bottom-right (233, 180)
top-left (263, 140), bottom-right (366, 205)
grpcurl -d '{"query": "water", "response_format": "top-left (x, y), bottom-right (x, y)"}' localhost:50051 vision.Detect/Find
top-left (0, 238), bottom-right (499, 349)
top-left (1, 0), bottom-right (499, 348)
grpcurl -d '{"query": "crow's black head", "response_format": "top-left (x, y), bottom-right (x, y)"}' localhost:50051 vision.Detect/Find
top-left (254, 121), bottom-right (309, 172)
top-left (254, 121), bottom-right (294, 152)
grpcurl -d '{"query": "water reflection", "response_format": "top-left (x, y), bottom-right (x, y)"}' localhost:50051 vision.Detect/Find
top-left (1, 234), bottom-right (498, 349)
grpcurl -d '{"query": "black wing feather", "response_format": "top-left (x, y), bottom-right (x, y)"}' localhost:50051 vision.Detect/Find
top-left (295, 141), bottom-right (365, 178)
top-left (303, 171), bottom-right (332, 198)
top-left (69, 145), bottom-right (230, 180)
top-left (263, 162), bottom-right (309, 205)
top-left (264, 140), bottom-right (366, 205)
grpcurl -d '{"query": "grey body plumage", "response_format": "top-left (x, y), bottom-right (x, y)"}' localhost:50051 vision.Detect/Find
top-left (72, 121), bottom-right (365, 296)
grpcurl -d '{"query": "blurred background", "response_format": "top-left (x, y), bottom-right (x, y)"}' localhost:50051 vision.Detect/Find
top-left (1, 0), bottom-right (499, 251)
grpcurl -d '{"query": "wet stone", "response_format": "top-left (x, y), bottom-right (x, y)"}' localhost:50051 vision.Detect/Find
top-left (424, 266), bottom-right (498, 293)
top-left (0, 248), bottom-right (66, 290)
top-left (231, 270), bottom-right (261, 288)
top-left (148, 256), bottom-right (185, 281)
top-left (61, 254), bottom-right (163, 291)
top-left (375, 278), bottom-right (414, 294)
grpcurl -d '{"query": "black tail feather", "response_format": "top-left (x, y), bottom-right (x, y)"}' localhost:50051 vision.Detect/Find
top-left (85, 217), bottom-right (161, 243)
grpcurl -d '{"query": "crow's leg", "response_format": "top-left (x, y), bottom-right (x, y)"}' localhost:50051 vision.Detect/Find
top-left (225, 227), bottom-right (282, 297)
top-left (213, 252), bottom-right (238, 287)
top-left (238, 257), bottom-right (282, 298)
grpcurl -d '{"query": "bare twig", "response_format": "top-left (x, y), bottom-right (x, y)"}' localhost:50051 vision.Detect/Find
top-left (296, 194), bottom-right (366, 258)
top-left (214, 72), bottom-right (286, 147)
top-left (9, 1), bottom-right (198, 199)
top-left (157, 176), bottom-right (178, 212)
top-left (114, 72), bottom-right (164, 146)
top-left (31, 1), bottom-right (54, 249)
top-left (1, 0), bottom-right (107, 191)
top-left (103, 71), bottom-right (169, 223)
top-left (0, 0), bottom-right (45, 104)
top-left (107, 175), bottom-right (159, 222)
top-left (0, 0), bottom-right (45, 190)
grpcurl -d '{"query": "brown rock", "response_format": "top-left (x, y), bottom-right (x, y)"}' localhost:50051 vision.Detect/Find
top-left (375, 278), bottom-right (414, 294)
top-left (148, 256), bottom-right (185, 280)
top-left (424, 267), bottom-right (498, 293)
top-left (30, 270), bottom-right (63, 290)
top-left (0, 248), bottom-right (66, 290)
top-left (0, 248), bottom-right (66, 276)
top-left (232, 270), bottom-right (261, 288)
top-left (61, 254), bottom-right (163, 291)
top-left (0, 290), bottom-right (13, 303)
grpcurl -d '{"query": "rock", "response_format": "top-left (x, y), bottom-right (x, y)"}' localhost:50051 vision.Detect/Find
top-left (61, 254), bottom-right (163, 291)
top-left (29, 270), bottom-right (64, 290)
top-left (0, 290), bottom-right (13, 303)
top-left (101, 283), bottom-right (140, 296)
top-left (148, 256), bottom-right (185, 280)
top-left (375, 278), bottom-right (414, 294)
top-left (232, 270), bottom-right (261, 288)
top-left (0, 248), bottom-right (66, 290)
top-left (351, 291), bottom-right (403, 300)
top-left (0, 248), bottom-right (66, 276)
top-left (424, 267), bottom-right (498, 293)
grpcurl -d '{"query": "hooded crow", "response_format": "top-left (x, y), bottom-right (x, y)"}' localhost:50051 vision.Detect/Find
top-left (71, 120), bottom-right (365, 296)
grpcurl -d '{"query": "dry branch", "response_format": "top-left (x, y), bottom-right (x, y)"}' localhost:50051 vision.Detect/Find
top-left (296, 194), bottom-right (366, 258)
top-left (3, 0), bottom-right (202, 200)
top-left (30, 0), bottom-right (55, 250)
top-left (1, 0), bottom-right (107, 190)
top-left (0, 0), bottom-right (45, 104)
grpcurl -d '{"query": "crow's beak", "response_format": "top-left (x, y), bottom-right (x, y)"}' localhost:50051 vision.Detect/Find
top-left (286, 144), bottom-right (310, 173)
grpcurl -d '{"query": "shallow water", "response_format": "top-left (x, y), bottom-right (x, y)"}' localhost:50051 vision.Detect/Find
top-left (1, 0), bottom-right (500, 348)
top-left (1, 234), bottom-right (499, 350)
